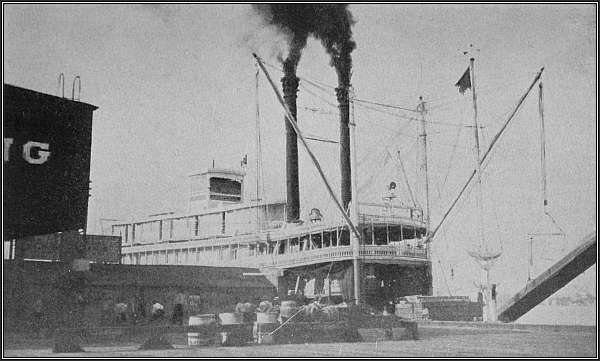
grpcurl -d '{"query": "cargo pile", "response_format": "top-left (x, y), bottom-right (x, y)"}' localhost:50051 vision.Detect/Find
top-left (181, 298), bottom-right (420, 348)
top-left (394, 295), bottom-right (427, 320)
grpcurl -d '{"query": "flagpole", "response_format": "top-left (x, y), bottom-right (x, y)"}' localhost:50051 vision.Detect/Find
top-left (469, 57), bottom-right (485, 251)
top-left (470, 56), bottom-right (490, 322)
top-left (427, 66), bottom-right (544, 243)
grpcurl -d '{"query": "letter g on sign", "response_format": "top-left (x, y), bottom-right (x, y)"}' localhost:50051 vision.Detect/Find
top-left (23, 141), bottom-right (51, 164)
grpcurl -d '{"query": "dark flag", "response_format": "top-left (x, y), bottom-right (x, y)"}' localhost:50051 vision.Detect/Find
top-left (455, 67), bottom-right (471, 94)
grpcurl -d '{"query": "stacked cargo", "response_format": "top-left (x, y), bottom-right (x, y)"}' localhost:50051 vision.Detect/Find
top-left (417, 295), bottom-right (483, 321)
top-left (394, 295), bottom-right (425, 320)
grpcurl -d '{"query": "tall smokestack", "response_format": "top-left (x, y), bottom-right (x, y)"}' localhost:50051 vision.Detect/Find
top-left (250, 3), bottom-right (355, 217)
top-left (282, 63), bottom-right (300, 222)
top-left (337, 85), bottom-right (351, 211)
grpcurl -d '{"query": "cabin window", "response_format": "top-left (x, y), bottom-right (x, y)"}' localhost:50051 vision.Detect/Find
top-left (194, 216), bottom-right (199, 236)
top-left (361, 227), bottom-right (370, 245)
top-left (389, 226), bottom-right (403, 243)
top-left (323, 232), bottom-right (331, 248)
top-left (290, 238), bottom-right (300, 252)
top-left (312, 233), bottom-right (322, 249)
top-left (158, 221), bottom-right (163, 241)
top-left (340, 228), bottom-right (350, 246)
top-left (373, 227), bottom-right (388, 245)
top-left (403, 226), bottom-right (416, 240)
top-left (300, 237), bottom-right (309, 251)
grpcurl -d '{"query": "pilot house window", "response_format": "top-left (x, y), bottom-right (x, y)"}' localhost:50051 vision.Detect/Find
top-left (209, 177), bottom-right (242, 201)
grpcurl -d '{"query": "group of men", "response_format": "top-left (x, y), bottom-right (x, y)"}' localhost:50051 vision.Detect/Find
top-left (113, 299), bottom-right (183, 325)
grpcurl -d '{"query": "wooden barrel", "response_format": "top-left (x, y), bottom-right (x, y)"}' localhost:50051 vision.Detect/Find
top-left (218, 312), bottom-right (244, 325)
top-left (321, 306), bottom-right (340, 321)
top-left (188, 314), bottom-right (216, 346)
top-left (253, 322), bottom-right (278, 344)
top-left (256, 312), bottom-right (279, 324)
top-left (279, 301), bottom-right (298, 319)
top-left (395, 303), bottom-right (413, 319)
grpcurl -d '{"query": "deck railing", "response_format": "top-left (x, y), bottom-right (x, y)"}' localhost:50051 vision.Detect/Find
top-left (259, 243), bottom-right (428, 268)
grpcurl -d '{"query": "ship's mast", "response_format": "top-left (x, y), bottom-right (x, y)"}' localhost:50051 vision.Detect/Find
top-left (467, 55), bottom-right (500, 322)
top-left (254, 62), bottom-right (264, 230)
top-left (417, 96), bottom-right (430, 232)
top-left (470, 57), bottom-right (485, 251)
top-left (427, 67), bottom-right (545, 242)
top-left (350, 87), bottom-right (361, 305)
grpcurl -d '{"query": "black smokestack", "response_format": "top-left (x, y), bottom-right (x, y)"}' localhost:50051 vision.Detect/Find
top-left (313, 5), bottom-right (356, 211)
top-left (253, 4), bottom-right (311, 222)
top-left (252, 4), bottom-right (356, 215)
top-left (281, 46), bottom-right (301, 222)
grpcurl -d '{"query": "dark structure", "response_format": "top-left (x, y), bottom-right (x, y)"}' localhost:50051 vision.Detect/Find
top-left (3, 260), bottom-right (276, 331)
top-left (336, 85), bottom-right (351, 211)
top-left (282, 74), bottom-right (300, 222)
top-left (11, 230), bottom-right (121, 264)
top-left (3, 84), bottom-right (98, 240)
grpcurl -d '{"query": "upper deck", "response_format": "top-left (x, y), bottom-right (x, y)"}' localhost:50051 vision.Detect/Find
top-left (114, 201), bottom-right (429, 269)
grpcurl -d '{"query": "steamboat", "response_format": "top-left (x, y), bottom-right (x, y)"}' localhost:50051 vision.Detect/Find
top-left (112, 54), bottom-right (433, 311)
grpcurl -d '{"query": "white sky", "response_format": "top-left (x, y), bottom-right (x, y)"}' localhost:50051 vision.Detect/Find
top-left (3, 4), bottom-right (597, 302)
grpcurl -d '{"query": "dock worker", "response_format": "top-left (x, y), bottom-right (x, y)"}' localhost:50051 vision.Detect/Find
top-left (151, 300), bottom-right (164, 321)
top-left (171, 291), bottom-right (186, 325)
top-left (382, 182), bottom-right (398, 213)
top-left (114, 302), bottom-right (128, 323)
top-left (31, 299), bottom-right (46, 335)
top-left (257, 297), bottom-right (274, 313)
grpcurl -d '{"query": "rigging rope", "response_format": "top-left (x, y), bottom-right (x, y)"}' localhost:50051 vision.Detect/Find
top-left (299, 83), bottom-right (339, 109)
top-left (354, 98), bottom-right (419, 113)
top-left (386, 146), bottom-right (417, 208)
top-left (437, 259), bottom-right (454, 296)
top-left (428, 67), bottom-right (545, 243)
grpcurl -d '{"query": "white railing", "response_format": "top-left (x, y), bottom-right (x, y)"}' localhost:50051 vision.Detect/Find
top-left (260, 243), bottom-right (428, 268)
top-left (359, 202), bottom-right (424, 223)
top-left (122, 242), bottom-right (429, 268)
top-left (259, 246), bottom-right (355, 267)
top-left (360, 244), bottom-right (427, 258)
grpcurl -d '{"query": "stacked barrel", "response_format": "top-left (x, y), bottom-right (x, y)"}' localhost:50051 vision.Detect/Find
top-left (187, 314), bottom-right (217, 346)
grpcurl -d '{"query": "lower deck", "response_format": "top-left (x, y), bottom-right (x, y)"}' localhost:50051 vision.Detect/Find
top-left (277, 260), bottom-right (432, 312)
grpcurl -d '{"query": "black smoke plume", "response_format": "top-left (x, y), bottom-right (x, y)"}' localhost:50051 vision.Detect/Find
top-left (252, 4), bottom-right (356, 88)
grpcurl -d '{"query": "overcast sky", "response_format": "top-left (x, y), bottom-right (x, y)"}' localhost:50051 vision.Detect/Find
top-left (3, 4), bottom-right (596, 303)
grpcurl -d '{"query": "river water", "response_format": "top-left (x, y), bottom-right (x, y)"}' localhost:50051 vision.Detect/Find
top-left (515, 305), bottom-right (597, 326)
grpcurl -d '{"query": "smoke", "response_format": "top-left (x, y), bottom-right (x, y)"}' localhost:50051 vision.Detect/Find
top-left (251, 4), bottom-right (356, 86)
